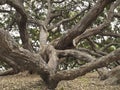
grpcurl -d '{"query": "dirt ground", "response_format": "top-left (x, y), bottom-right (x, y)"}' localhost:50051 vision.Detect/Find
top-left (0, 72), bottom-right (120, 90)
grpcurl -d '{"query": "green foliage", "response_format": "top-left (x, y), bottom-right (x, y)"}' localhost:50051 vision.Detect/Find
top-left (108, 45), bottom-right (116, 52)
top-left (48, 30), bottom-right (61, 41)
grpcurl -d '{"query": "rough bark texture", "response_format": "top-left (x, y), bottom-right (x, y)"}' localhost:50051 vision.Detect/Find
top-left (54, 0), bottom-right (115, 50)
top-left (0, 0), bottom-right (120, 89)
top-left (101, 66), bottom-right (120, 85)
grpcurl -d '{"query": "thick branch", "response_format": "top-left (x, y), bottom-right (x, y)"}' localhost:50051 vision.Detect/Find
top-left (0, 56), bottom-right (20, 73)
top-left (44, 0), bottom-right (52, 25)
top-left (57, 49), bottom-right (94, 63)
top-left (74, 0), bottom-right (120, 46)
top-left (5, 0), bottom-right (33, 51)
top-left (100, 65), bottom-right (120, 80)
top-left (0, 29), bottom-right (50, 77)
top-left (52, 48), bottom-right (120, 82)
top-left (54, 0), bottom-right (115, 50)
top-left (39, 27), bottom-right (48, 47)
top-left (74, 22), bottom-right (109, 45)
top-left (47, 45), bottom-right (59, 73)
top-left (6, 0), bottom-right (27, 19)
top-left (78, 48), bottom-right (103, 57)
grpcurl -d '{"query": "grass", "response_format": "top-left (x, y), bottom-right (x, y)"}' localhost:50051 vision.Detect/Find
top-left (0, 72), bottom-right (119, 90)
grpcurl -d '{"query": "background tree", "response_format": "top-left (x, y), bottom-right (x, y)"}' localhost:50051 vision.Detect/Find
top-left (0, 0), bottom-right (120, 90)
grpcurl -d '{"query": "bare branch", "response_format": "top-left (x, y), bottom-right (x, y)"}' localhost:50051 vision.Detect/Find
top-left (48, 7), bottom-right (89, 31)
top-left (52, 48), bottom-right (120, 82)
top-left (73, 22), bottom-right (109, 45)
top-left (4, 0), bottom-right (33, 52)
top-left (78, 48), bottom-right (103, 57)
top-left (44, 0), bottom-right (52, 25)
top-left (39, 27), bottom-right (49, 47)
top-left (0, 9), bottom-right (11, 13)
top-left (6, 0), bottom-right (27, 19)
top-left (99, 32), bottom-right (120, 38)
top-left (52, 0), bottom-right (65, 3)
top-left (47, 45), bottom-right (59, 73)
top-left (54, 0), bottom-right (115, 50)
top-left (107, 0), bottom-right (120, 21)
top-left (57, 49), bottom-right (94, 63)
top-left (73, 0), bottom-right (120, 46)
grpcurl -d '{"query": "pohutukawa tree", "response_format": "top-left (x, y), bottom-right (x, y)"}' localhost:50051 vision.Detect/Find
top-left (0, 0), bottom-right (120, 90)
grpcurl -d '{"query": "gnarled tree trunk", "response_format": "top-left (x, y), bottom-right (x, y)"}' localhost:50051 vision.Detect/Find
top-left (0, 0), bottom-right (120, 89)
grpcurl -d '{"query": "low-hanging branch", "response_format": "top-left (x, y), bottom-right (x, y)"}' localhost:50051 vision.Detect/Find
top-left (52, 48), bottom-right (120, 82)
top-left (57, 49), bottom-right (94, 63)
